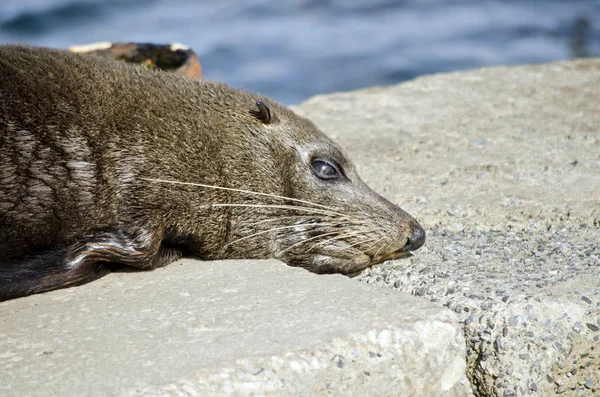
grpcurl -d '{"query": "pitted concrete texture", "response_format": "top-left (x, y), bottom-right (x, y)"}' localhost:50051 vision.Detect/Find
top-left (294, 58), bottom-right (600, 396)
top-left (0, 259), bottom-right (470, 397)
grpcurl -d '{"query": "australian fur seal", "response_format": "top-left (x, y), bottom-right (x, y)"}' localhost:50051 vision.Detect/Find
top-left (0, 45), bottom-right (425, 301)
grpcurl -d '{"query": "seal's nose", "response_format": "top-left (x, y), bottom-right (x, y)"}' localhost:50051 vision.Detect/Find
top-left (402, 223), bottom-right (426, 252)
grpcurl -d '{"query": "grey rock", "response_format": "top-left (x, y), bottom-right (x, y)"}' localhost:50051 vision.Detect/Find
top-left (0, 259), bottom-right (470, 397)
top-left (294, 58), bottom-right (600, 396)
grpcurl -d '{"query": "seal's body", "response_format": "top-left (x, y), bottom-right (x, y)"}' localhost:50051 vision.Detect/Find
top-left (0, 46), bottom-right (424, 301)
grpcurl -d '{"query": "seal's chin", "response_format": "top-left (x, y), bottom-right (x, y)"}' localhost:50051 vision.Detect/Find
top-left (380, 249), bottom-right (412, 262)
top-left (367, 249), bottom-right (411, 268)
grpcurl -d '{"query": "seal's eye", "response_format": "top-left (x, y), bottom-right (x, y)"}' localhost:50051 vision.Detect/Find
top-left (311, 159), bottom-right (340, 180)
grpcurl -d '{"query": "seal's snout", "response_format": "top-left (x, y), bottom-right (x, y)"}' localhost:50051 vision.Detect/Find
top-left (402, 223), bottom-right (426, 252)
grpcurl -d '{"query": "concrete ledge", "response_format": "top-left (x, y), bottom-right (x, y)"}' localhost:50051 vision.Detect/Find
top-left (295, 58), bottom-right (600, 396)
top-left (0, 259), bottom-right (470, 396)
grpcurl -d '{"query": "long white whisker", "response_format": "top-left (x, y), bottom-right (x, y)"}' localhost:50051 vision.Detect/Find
top-left (141, 178), bottom-right (339, 211)
top-left (373, 241), bottom-right (391, 258)
top-left (203, 203), bottom-right (348, 217)
top-left (224, 222), bottom-right (336, 248)
top-left (276, 230), bottom-right (341, 256)
top-left (247, 215), bottom-right (326, 226)
top-left (306, 229), bottom-right (378, 253)
top-left (364, 236), bottom-right (387, 253)
top-left (339, 236), bottom-right (380, 253)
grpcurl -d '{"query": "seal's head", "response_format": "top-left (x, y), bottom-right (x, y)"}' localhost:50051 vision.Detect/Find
top-left (181, 98), bottom-right (425, 275)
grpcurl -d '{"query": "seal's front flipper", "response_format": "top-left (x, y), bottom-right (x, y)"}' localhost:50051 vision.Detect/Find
top-left (0, 227), bottom-right (182, 301)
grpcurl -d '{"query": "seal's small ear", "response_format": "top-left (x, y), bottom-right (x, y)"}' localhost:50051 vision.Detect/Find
top-left (251, 100), bottom-right (272, 124)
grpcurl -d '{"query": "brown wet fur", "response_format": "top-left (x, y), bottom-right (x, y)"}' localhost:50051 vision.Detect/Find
top-left (0, 45), bottom-right (424, 301)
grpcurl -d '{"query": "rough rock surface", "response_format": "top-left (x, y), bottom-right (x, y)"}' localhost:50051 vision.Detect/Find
top-left (0, 259), bottom-right (470, 397)
top-left (294, 58), bottom-right (600, 396)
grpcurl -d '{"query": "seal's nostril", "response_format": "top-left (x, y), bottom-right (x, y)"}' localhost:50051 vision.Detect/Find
top-left (403, 224), bottom-right (426, 252)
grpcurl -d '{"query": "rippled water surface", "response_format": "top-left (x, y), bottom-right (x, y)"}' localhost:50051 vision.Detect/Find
top-left (1, 0), bottom-right (599, 104)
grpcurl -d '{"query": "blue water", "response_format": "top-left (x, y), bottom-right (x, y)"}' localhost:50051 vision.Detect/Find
top-left (1, 0), bottom-right (599, 104)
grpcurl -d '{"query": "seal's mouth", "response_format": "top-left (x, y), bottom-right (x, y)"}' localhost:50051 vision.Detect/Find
top-left (370, 248), bottom-right (411, 266)
top-left (342, 247), bottom-right (414, 277)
